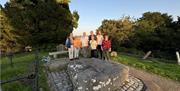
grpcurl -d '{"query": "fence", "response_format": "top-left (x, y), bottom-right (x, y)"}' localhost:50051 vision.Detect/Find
top-left (0, 50), bottom-right (40, 91)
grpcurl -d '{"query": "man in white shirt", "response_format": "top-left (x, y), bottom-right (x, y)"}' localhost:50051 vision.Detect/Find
top-left (96, 31), bottom-right (104, 59)
top-left (81, 32), bottom-right (89, 57)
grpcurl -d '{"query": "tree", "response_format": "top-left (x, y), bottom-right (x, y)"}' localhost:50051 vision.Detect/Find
top-left (0, 8), bottom-right (20, 54)
top-left (2, 0), bottom-right (79, 50)
top-left (97, 17), bottom-right (134, 50)
top-left (133, 12), bottom-right (178, 59)
top-left (97, 12), bottom-right (180, 60)
top-left (56, 0), bottom-right (71, 4)
top-left (72, 10), bottom-right (79, 29)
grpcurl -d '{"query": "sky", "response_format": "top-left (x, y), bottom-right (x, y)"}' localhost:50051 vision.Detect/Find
top-left (1, 0), bottom-right (180, 35)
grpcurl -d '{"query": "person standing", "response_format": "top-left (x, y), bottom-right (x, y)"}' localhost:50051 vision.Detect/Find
top-left (102, 35), bottom-right (111, 61)
top-left (96, 31), bottom-right (103, 59)
top-left (65, 33), bottom-right (74, 60)
top-left (81, 32), bottom-right (89, 58)
top-left (89, 31), bottom-right (96, 41)
top-left (73, 36), bottom-right (82, 59)
top-left (89, 36), bottom-right (97, 58)
top-left (89, 31), bottom-right (97, 57)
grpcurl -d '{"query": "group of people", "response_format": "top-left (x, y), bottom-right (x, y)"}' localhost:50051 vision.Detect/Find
top-left (65, 31), bottom-right (111, 61)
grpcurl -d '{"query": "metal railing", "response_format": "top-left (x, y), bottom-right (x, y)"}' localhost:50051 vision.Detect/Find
top-left (0, 50), bottom-right (40, 91)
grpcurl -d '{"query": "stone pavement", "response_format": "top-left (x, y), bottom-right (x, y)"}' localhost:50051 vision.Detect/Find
top-left (116, 75), bottom-right (146, 91)
top-left (129, 67), bottom-right (180, 91)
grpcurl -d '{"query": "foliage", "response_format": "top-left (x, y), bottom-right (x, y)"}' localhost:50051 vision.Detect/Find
top-left (97, 12), bottom-right (180, 60)
top-left (0, 8), bottom-right (21, 54)
top-left (97, 16), bottom-right (134, 50)
top-left (134, 12), bottom-right (180, 59)
top-left (56, 0), bottom-right (71, 4)
top-left (72, 10), bottom-right (80, 29)
top-left (1, 0), bottom-right (79, 52)
top-left (113, 54), bottom-right (180, 82)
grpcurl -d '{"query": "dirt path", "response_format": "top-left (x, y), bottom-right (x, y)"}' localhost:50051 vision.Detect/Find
top-left (129, 67), bottom-right (180, 91)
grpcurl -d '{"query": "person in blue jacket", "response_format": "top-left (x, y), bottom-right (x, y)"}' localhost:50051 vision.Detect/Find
top-left (65, 33), bottom-right (74, 60)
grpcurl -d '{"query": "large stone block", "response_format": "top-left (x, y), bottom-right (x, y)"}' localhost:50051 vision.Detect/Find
top-left (67, 58), bottom-right (129, 91)
top-left (48, 58), bottom-right (69, 71)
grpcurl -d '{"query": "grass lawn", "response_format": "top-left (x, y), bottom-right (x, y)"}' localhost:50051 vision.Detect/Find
top-left (113, 53), bottom-right (180, 82)
top-left (0, 51), bottom-right (49, 91)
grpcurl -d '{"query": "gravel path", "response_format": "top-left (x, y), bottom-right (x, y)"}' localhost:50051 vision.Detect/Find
top-left (129, 67), bottom-right (180, 91)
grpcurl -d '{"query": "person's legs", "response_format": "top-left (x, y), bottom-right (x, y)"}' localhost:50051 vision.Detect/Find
top-left (88, 47), bottom-right (91, 58)
top-left (94, 49), bottom-right (97, 58)
top-left (82, 47), bottom-right (87, 57)
top-left (73, 47), bottom-right (76, 59)
top-left (82, 47), bottom-right (85, 57)
top-left (74, 48), bottom-right (77, 58)
top-left (88, 47), bottom-right (93, 58)
top-left (90, 48), bottom-right (94, 58)
top-left (100, 45), bottom-right (102, 59)
top-left (103, 50), bottom-right (109, 61)
top-left (68, 48), bottom-right (73, 60)
top-left (76, 48), bottom-right (80, 58)
top-left (74, 48), bottom-right (79, 59)
top-left (81, 47), bottom-right (85, 57)
top-left (84, 47), bottom-right (88, 58)
top-left (106, 51), bottom-right (110, 61)
top-left (97, 45), bottom-right (99, 58)
top-left (68, 48), bottom-right (71, 59)
top-left (92, 49), bottom-right (96, 58)
top-left (71, 47), bottom-right (74, 59)
top-left (102, 50), bottom-right (106, 60)
top-left (97, 45), bottom-right (101, 58)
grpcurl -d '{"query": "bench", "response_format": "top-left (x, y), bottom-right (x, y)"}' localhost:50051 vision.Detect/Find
top-left (49, 51), bottom-right (68, 58)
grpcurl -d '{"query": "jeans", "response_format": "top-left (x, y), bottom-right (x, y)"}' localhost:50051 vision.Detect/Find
top-left (74, 48), bottom-right (80, 58)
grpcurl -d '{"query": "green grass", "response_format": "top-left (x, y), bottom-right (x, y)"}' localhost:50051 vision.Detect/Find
top-left (113, 53), bottom-right (180, 82)
top-left (0, 51), bottom-right (49, 91)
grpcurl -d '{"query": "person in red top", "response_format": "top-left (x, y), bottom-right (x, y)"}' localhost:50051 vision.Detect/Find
top-left (102, 35), bottom-right (111, 61)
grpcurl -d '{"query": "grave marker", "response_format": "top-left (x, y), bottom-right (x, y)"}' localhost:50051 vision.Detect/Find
top-left (176, 51), bottom-right (180, 65)
top-left (142, 51), bottom-right (152, 60)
